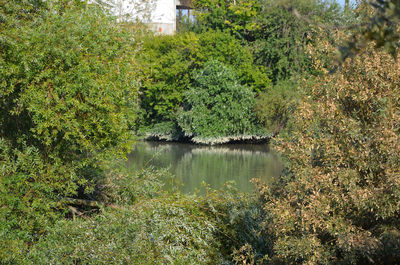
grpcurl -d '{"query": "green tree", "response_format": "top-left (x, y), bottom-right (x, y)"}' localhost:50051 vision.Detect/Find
top-left (0, 1), bottom-right (138, 259)
top-left (136, 30), bottom-right (269, 129)
top-left (192, 0), bottom-right (344, 82)
top-left (192, 0), bottom-right (260, 39)
top-left (252, 0), bottom-right (343, 82)
top-left (177, 60), bottom-right (260, 142)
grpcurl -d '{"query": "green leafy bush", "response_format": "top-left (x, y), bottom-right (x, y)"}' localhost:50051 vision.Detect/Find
top-left (192, 0), bottom-right (261, 39)
top-left (0, 0), bottom-right (48, 30)
top-left (254, 78), bottom-right (303, 135)
top-left (200, 182), bottom-right (271, 264)
top-left (21, 169), bottom-right (266, 265)
top-left (26, 194), bottom-right (221, 265)
top-left (177, 60), bottom-right (261, 142)
top-left (195, 30), bottom-right (270, 93)
top-left (135, 30), bottom-right (270, 129)
top-left (0, 1), bottom-right (138, 257)
top-left (193, 0), bottom-right (345, 83)
top-left (102, 163), bottom-right (173, 206)
top-left (251, 0), bottom-right (343, 82)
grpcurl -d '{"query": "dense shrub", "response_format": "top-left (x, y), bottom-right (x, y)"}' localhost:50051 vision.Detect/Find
top-left (251, 0), bottom-right (343, 82)
top-left (0, 1), bottom-right (138, 258)
top-left (192, 0), bottom-right (260, 39)
top-left (200, 182), bottom-right (271, 264)
top-left (254, 78), bottom-right (302, 135)
top-left (135, 30), bottom-right (270, 128)
top-left (193, 0), bottom-right (344, 83)
top-left (260, 46), bottom-right (400, 263)
top-left (102, 164), bottom-right (173, 206)
top-left (177, 60), bottom-right (261, 142)
top-left (14, 168), bottom-right (265, 265)
top-left (195, 30), bottom-right (270, 93)
top-left (0, 0), bottom-right (48, 30)
top-left (26, 194), bottom-right (221, 264)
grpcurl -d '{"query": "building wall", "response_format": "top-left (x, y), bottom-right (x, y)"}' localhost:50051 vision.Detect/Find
top-left (150, 0), bottom-right (176, 34)
top-left (103, 0), bottom-right (178, 35)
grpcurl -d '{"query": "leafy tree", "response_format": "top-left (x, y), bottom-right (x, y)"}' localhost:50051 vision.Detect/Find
top-left (0, 1), bottom-right (138, 258)
top-left (192, 0), bottom-right (345, 82)
top-left (192, 0), bottom-right (261, 39)
top-left (340, 0), bottom-right (400, 59)
top-left (136, 30), bottom-right (270, 128)
top-left (195, 30), bottom-right (270, 92)
top-left (259, 43), bottom-right (400, 263)
top-left (177, 60), bottom-right (259, 142)
top-left (252, 0), bottom-right (343, 82)
top-left (135, 33), bottom-right (198, 126)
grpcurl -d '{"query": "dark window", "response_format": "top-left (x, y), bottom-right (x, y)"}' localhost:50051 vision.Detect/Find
top-left (176, 5), bottom-right (194, 32)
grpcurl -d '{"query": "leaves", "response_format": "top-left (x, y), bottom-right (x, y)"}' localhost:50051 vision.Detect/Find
top-left (262, 45), bottom-right (400, 263)
top-left (136, 30), bottom-right (270, 129)
top-left (177, 60), bottom-right (260, 140)
top-left (342, 0), bottom-right (400, 60)
top-left (0, 1), bottom-right (139, 253)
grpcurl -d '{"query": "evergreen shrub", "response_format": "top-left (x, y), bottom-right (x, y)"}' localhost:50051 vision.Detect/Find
top-left (177, 60), bottom-right (261, 142)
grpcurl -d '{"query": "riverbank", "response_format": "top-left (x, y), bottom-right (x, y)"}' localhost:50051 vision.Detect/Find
top-left (144, 132), bottom-right (273, 145)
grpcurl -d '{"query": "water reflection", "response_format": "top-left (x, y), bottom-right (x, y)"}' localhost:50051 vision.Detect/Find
top-left (126, 141), bottom-right (283, 193)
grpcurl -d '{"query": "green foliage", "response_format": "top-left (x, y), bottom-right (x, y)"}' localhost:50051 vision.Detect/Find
top-left (184, 0), bottom-right (345, 136)
top-left (195, 30), bottom-right (270, 93)
top-left (0, 0), bottom-right (48, 30)
top-left (341, 0), bottom-right (400, 60)
top-left (102, 163), bottom-right (173, 206)
top-left (260, 45), bottom-right (400, 263)
top-left (0, 0), bottom-right (138, 254)
top-left (0, 140), bottom-right (57, 263)
top-left (136, 33), bottom-right (196, 125)
top-left (200, 182), bottom-right (271, 264)
top-left (26, 200), bottom-right (219, 264)
top-left (5, 1), bottom-right (400, 264)
top-left (178, 60), bottom-right (260, 140)
top-left (144, 121), bottom-right (184, 141)
top-left (251, 0), bottom-right (343, 82)
top-left (193, 0), bottom-right (344, 82)
top-left (254, 77), bottom-right (297, 134)
top-left (136, 30), bottom-right (270, 128)
top-left (17, 169), bottom-right (266, 265)
top-left (192, 0), bottom-right (261, 38)
top-left (255, 78), bottom-right (305, 135)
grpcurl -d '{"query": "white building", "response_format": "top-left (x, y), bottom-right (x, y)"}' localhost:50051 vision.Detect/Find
top-left (148, 0), bottom-right (177, 34)
top-left (108, 0), bottom-right (192, 34)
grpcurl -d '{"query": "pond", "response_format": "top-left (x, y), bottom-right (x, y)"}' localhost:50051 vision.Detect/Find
top-left (127, 141), bottom-right (283, 193)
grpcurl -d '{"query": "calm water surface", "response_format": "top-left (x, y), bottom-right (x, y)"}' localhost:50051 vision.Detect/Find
top-left (127, 141), bottom-right (283, 193)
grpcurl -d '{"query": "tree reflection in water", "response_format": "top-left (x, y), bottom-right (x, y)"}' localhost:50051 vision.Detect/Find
top-left (126, 141), bottom-right (283, 193)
